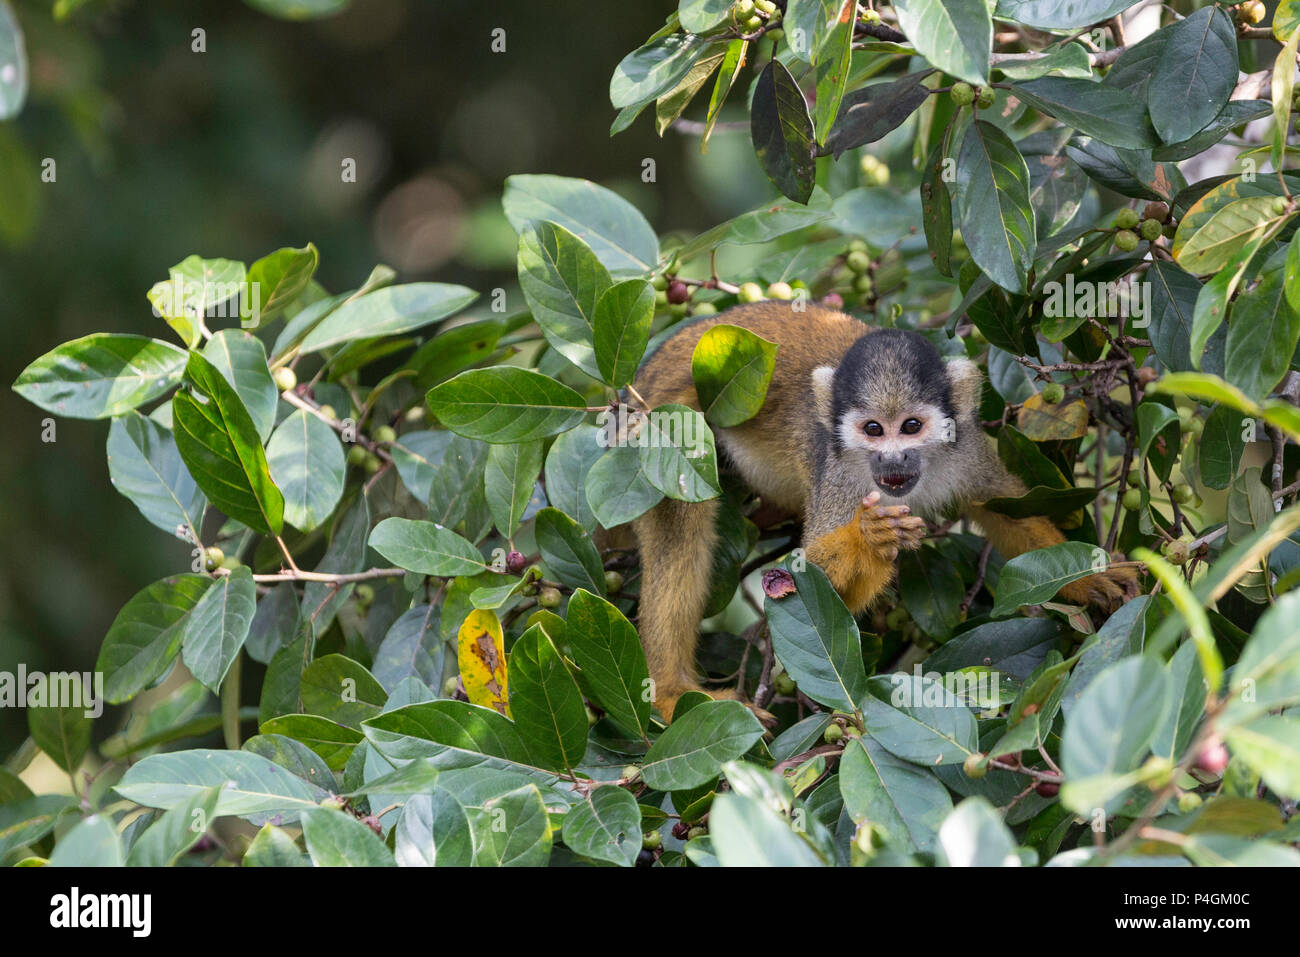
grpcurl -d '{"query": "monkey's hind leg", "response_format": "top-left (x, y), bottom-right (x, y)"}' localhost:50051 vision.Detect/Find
top-left (633, 497), bottom-right (751, 723)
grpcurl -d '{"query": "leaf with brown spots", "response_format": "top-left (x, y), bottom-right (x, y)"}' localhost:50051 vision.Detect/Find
top-left (457, 609), bottom-right (510, 717)
top-left (1016, 392), bottom-right (1089, 441)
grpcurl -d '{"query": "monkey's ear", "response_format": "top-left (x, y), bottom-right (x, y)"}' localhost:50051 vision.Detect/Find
top-left (811, 365), bottom-right (836, 426)
top-left (946, 357), bottom-right (983, 417)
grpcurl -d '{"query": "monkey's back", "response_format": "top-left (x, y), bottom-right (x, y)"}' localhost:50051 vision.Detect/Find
top-left (634, 302), bottom-right (872, 512)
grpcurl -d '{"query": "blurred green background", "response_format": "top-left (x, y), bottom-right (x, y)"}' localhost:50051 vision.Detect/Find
top-left (0, 0), bottom-right (779, 753)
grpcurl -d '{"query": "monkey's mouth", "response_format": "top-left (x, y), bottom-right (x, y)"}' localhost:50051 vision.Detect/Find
top-left (875, 472), bottom-right (918, 496)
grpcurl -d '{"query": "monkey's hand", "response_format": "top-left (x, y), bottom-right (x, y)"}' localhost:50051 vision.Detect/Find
top-left (1058, 560), bottom-right (1141, 616)
top-left (857, 490), bottom-right (926, 560)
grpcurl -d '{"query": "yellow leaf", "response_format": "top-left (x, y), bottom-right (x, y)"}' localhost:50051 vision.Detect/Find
top-left (1016, 393), bottom-right (1089, 441)
top-left (457, 609), bottom-right (510, 717)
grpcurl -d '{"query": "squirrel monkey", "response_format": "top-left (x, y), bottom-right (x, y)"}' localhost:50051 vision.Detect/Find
top-left (630, 302), bottom-right (1134, 721)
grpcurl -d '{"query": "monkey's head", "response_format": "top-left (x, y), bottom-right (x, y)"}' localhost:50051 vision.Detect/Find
top-left (811, 329), bottom-right (983, 501)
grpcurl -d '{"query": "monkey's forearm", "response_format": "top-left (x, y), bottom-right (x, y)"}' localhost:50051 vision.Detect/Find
top-left (805, 521), bottom-right (898, 613)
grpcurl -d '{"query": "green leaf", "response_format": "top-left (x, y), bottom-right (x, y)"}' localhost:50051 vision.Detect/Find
top-left (840, 735), bottom-right (951, 854)
top-left (299, 283), bottom-right (477, 353)
top-left (387, 430), bottom-right (454, 505)
top-left (750, 59), bottom-right (816, 204)
top-left (96, 574), bottom-right (213, 704)
top-left (257, 715), bottom-right (361, 771)
top-left (1013, 77), bottom-right (1159, 149)
top-left (1223, 590), bottom-right (1300, 724)
top-left (202, 329), bottom-right (278, 443)
top-left (517, 220), bottom-right (611, 379)
top-left (428, 434), bottom-right (491, 534)
top-left (106, 411), bottom-right (206, 541)
top-left (13, 334), bottom-right (188, 419)
top-left (300, 495), bottom-right (369, 630)
top-left (610, 32), bottom-right (713, 110)
top-left (535, 507), bottom-right (606, 595)
top-left (1060, 656), bottom-right (1170, 814)
top-left (593, 279), bottom-right (655, 388)
top-left (126, 785), bottom-right (222, 867)
top-left (426, 366), bottom-right (586, 443)
top-left (243, 824), bottom-right (309, 866)
top-left (364, 700), bottom-right (531, 765)
top-left (1224, 717), bottom-right (1300, 799)
top-left (763, 564), bottom-right (869, 713)
top-left (470, 783), bottom-right (553, 866)
top-left (483, 440), bottom-right (543, 538)
top-left (300, 654), bottom-right (388, 729)
top-left (691, 324), bottom-right (778, 427)
top-left (0, 1), bottom-right (27, 119)
top-left (173, 351), bottom-right (284, 535)
top-left (27, 676), bottom-right (92, 774)
top-left (244, 0), bottom-right (348, 19)
top-left (709, 791), bottom-right (825, 866)
top-left (373, 603), bottom-right (444, 694)
top-left (641, 700), bottom-right (765, 791)
top-left (47, 815), bottom-right (123, 867)
top-left (393, 789), bottom-right (475, 866)
top-left (300, 808), bottom-right (395, 866)
top-left (637, 404), bottom-right (722, 502)
top-left (545, 425), bottom-right (605, 532)
top-left (678, 0), bottom-right (733, 33)
top-left (369, 517), bottom-right (486, 577)
top-left (148, 256), bottom-right (246, 348)
top-left (812, 2), bottom-right (855, 146)
top-left (996, 42), bottom-right (1092, 81)
top-left (936, 798), bottom-right (1019, 866)
top-left (0, 796), bottom-right (76, 860)
top-left (562, 786), bottom-right (641, 866)
top-left (991, 541), bottom-right (1106, 616)
top-left (895, 0), bottom-right (990, 85)
top-left (586, 444), bottom-right (665, 527)
top-left (860, 675), bottom-right (979, 765)
top-left (786, 0), bottom-right (854, 65)
top-left (1147, 7), bottom-right (1237, 145)
top-left (265, 408), bottom-right (345, 533)
top-left (921, 139), bottom-right (954, 275)
top-left (181, 566), bottom-right (257, 693)
top-left (507, 625), bottom-right (589, 772)
top-left (115, 749), bottom-right (330, 824)
top-left (673, 188), bottom-right (834, 260)
top-left (1197, 403), bottom-right (1246, 490)
top-left (956, 121), bottom-right (1036, 294)
top-left (993, 0), bottom-right (1134, 30)
top-left (1153, 100), bottom-right (1274, 163)
top-left (1224, 246), bottom-right (1300, 401)
top-left (1150, 640), bottom-right (1206, 762)
top-left (1147, 260), bottom-right (1210, 374)
top-left (503, 174), bottom-right (659, 276)
top-left (245, 243), bottom-right (319, 326)
top-left (566, 590), bottom-right (652, 741)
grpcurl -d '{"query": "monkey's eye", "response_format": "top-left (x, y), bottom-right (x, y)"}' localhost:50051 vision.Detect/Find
top-left (901, 418), bottom-right (923, 435)
top-left (863, 421), bottom-right (884, 437)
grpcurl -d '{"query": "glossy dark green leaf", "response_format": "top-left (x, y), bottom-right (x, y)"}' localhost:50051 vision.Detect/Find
top-left (860, 675), bottom-right (979, 766)
top-left (763, 564), bottom-right (868, 713)
top-left (1197, 402), bottom-right (1246, 490)
top-left (426, 367), bottom-right (586, 443)
top-left (14, 334), bottom-right (188, 419)
top-left (991, 541), bottom-right (1105, 616)
top-left (370, 517), bottom-right (486, 577)
top-left (27, 676), bottom-right (92, 774)
top-left (300, 654), bottom-right (388, 729)
top-left (181, 566), bottom-right (257, 693)
top-left (483, 440), bottom-right (543, 538)
top-left (507, 625), bottom-right (589, 771)
top-left (750, 59), bottom-right (816, 204)
top-left (840, 735), bottom-right (951, 854)
top-left (586, 444), bottom-right (665, 527)
top-left (373, 603), bottom-right (444, 694)
top-left (173, 351), bottom-right (284, 535)
top-left (641, 700), bottom-right (765, 791)
top-left (545, 425), bottom-right (605, 532)
top-left (202, 329), bottom-right (278, 442)
top-left (394, 789), bottom-right (475, 866)
top-left (299, 283), bottom-right (477, 353)
top-left (1224, 247), bottom-right (1300, 401)
top-left (256, 716), bottom-right (361, 771)
top-left (96, 574), bottom-right (213, 704)
top-left (566, 589), bottom-right (652, 741)
top-left (125, 785), bottom-right (222, 866)
top-left (593, 279), bottom-right (655, 388)
top-left (301, 495), bottom-right (369, 630)
top-left (388, 430), bottom-right (454, 505)
top-left (562, 785), bottom-right (641, 866)
top-left (517, 219), bottom-right (610, 379)
top-left (535, 507), bottom-right (606, 595)
top-left (921, 139), bottom-right (953, 275)
top-left (637, 404), bottom-right (722, 502)
top-left (895, 0), bottom-right (990, 85)
top-left (956, 121), bottom-right (1035, 294)
top-left (301, 808), bottom-right (395, 865)
top-left (1013, 77), bottom-right (1158, 149)
top-left (1147, 6), bottom-right (1238, 145)
top-left (993, 0), bottom-right (1134, 30)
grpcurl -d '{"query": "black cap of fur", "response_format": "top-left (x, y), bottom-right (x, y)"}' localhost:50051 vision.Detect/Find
top-left (830, 329), bottom-right (954, 449)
